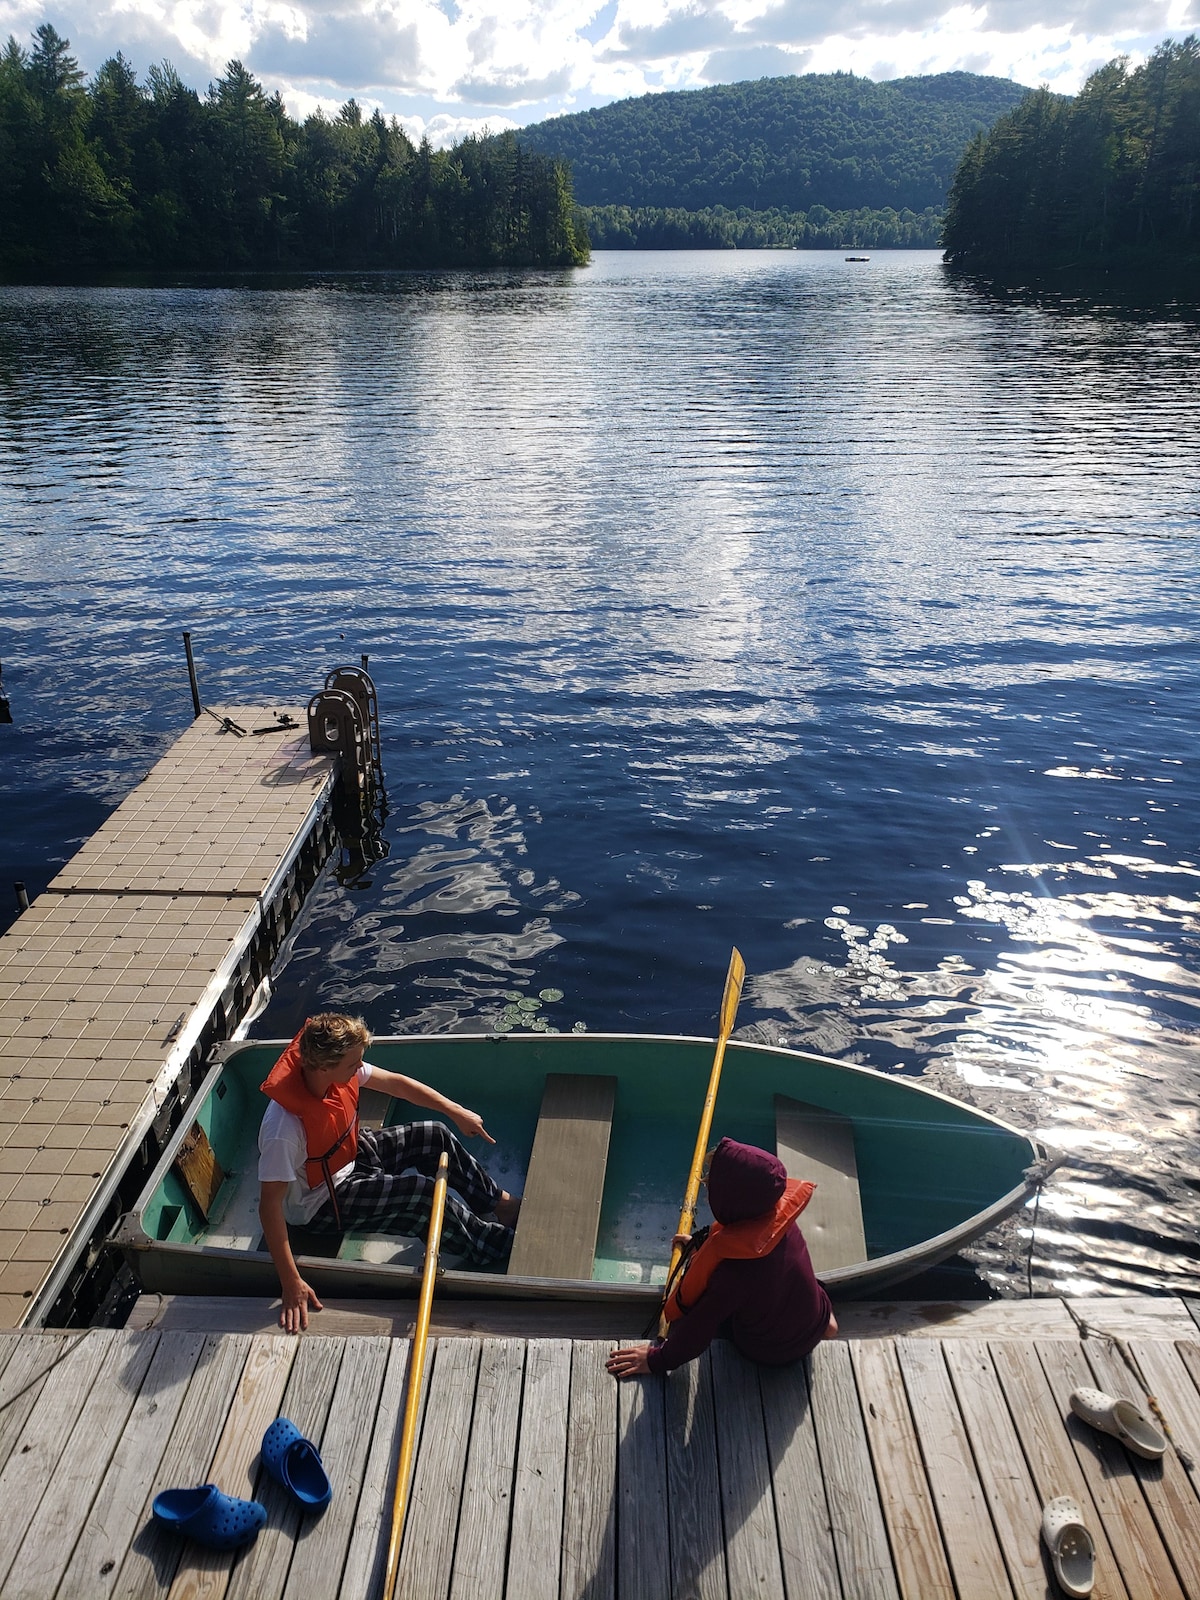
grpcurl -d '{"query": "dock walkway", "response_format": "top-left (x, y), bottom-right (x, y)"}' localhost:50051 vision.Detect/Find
top-left (0, 709), bottom-right (337, 1328)
top-left (1, 1298), bottom-right (1198, 1599)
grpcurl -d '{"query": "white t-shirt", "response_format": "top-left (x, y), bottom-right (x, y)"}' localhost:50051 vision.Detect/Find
top-left (258, 1062), bottom-right (375, 1224)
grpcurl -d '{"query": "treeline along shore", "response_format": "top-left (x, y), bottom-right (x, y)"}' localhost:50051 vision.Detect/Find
top-left (943, 37), bottom-right (1200, 281)
top-left (579, 202), bottom-right (943, 250)
top-left (0, 26), bottom-right (588, 277)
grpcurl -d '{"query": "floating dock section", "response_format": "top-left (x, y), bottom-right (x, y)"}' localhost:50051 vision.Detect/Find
top-left (0, 708), bottom-right (338, 1329)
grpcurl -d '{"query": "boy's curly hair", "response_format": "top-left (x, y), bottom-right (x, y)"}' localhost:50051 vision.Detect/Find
top-left (298, 1012), bottom-right (372, 1067)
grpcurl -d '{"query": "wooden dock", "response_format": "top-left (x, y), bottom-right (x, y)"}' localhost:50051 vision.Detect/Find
top-left (1, 1299), bottom-right (1198, 1599)
top-left (0, 709), bottom-right (338, 1330)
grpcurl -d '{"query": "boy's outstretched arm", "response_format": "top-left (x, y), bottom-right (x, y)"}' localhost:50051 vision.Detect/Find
top-left (259, 1180), bottom-right (324, 1332)
top-left (363, 1066), bottom-right (495, 1143)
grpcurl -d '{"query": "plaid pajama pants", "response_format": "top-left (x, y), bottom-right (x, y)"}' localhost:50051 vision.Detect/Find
top-left (308, 1121), bottom-right (513, 1270)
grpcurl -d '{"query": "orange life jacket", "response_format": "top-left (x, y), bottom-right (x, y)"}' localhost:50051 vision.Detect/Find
top-left (261, 1031), bottom-right (359, 1226)
top-left (663, 1179), bottom-right (815, 1322)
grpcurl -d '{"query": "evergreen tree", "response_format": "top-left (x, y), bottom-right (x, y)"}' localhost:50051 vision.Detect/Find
top-left (0, 27), bottom-right (588, 275)
top-left (943, 37), bottom-right (1200, 276)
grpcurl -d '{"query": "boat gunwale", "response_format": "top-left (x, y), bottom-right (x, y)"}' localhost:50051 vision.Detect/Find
top-left (218, 1029), bottom-right (1052, 1148)
top-left (116, 1030), bottom-right (1056, 1305)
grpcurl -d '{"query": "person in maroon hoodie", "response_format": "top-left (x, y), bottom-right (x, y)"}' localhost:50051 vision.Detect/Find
top-left (607, 1136), bottom-right (837, 1379)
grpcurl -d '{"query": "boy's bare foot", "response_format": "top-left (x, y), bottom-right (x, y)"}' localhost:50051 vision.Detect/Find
top-left (494, 1192), bottom-right (522, 1228)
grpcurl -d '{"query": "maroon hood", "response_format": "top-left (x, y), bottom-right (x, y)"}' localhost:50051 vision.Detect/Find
top-left (706, 1137), bottom-right (787, 1224)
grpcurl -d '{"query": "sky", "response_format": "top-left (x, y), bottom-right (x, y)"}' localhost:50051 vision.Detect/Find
top-left (3, 0), bottom-right (1196, 145)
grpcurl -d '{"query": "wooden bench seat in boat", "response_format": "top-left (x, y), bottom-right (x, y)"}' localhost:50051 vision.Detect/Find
top-left (774, 1093), bottom-right (867, 1276)
top-left (508, 1072), bottom-right (617, 1280)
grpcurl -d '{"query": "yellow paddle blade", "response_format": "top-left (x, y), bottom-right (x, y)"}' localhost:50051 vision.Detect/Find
top-left (718, 947), bottom-right (745, 1040)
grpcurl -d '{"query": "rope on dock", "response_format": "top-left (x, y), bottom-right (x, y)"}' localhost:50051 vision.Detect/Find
top-left (1062, 1297), bottom-right (1196, 1474)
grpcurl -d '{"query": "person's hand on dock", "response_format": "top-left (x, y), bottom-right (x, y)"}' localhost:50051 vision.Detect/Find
top-left (607, 1342), bottom-right (654, 1378)
top-left (280, 1275), bottom-right (324, 1333)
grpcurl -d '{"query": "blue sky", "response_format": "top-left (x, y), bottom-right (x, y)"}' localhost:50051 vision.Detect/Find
top-left (3, 0), bottom-right (1195, 144)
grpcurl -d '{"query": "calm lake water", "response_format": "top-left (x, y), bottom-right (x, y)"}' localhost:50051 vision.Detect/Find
top-left (2, 251), bottom-right (1198, 1299)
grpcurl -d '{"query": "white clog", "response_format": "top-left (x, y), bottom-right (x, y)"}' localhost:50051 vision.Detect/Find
top-left (1069, 1385), bottom-right (1167, 1459)
top-left (1041, 1496), bottom-right (1095, 1598)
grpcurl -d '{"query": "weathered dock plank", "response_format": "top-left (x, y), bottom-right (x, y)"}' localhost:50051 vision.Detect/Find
top-left (166, 1332), bottom-right (297, 1600)
top-left (287, 1335), bottom-right (391, 1600)
top-left (1036, 1338), bottom-right (1187, 1600)
top-left (852, 1339), bottom-right (955, 1600)
top-left (450, 1337), bottom-right (524, 1600)
top-left (0, 1327), bottom-right (116, 1589)
top-left (939, 1339), bottom-right (1052, 1600)
top-left (3, 1330), bottom-right (160, 1600)
top-left (223, 1334), bottom-right (344, 1600)
top-left (129, 1294), bottom-right (651, 1340)
top-left (617, 1360), bottom-right (669, 1600)
top-left (808, 1340), bottom-right (899, 1600)
top-left (506, 1338), bottom-right (570, 1600)
top-left (664, 1353), bottom-right (728, 1600)
top-left (896, 1338), bottom-right (1014, 1600)
top-left (112, 1332), bottom-right (255, 1600)
top-left (834, 1295), bottom-right (1198, 1342)
top-left (990, 1340), bottom-right (1130, 1600)
top-left (337, 1337), bottom-right (412, 1600)
top-left (395, 1338), bottom-right (481, 1600)
top-left (709, 1340), bottom-right (784, 1600)
top-left (0, 1331), bottom-right (74, 1466)
top-left (1130, 1340), bottom-right (1200, 1461)
top-left (561, 1340), bottom-right (616, 1600)
top-left (57, 1331), bottom-right (208, 1600)
top-left (1086, 1337), bottom-right (1200, 1600)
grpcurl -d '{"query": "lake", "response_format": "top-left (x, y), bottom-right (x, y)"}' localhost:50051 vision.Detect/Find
top-left (1, 250), bottom-right (1197, 1299)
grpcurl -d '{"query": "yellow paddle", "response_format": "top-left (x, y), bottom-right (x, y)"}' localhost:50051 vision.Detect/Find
top-left (382, 1150), bottom-right (449, 1600)
top-left (661, 947), bottom-right (745, 1332)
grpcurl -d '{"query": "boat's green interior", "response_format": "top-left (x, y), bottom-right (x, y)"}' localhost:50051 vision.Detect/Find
top-left (138, 1034), bottom-right (1036, 1282)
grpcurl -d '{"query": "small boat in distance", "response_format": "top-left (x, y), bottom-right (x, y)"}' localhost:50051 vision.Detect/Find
top-left (118, 1033), bottom-right (1055, 1312)
top-left (845, 254), bottom-right (870, 262)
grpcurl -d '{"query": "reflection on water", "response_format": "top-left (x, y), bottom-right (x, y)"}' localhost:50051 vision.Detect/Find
top-left (1, 252), bottom-right (1198, 1297)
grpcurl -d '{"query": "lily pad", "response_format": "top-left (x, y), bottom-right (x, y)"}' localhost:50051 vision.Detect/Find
top-left (517, 998), bottom-right (541, 1012)
top-left (539, 988), bottom-right (564, 1003)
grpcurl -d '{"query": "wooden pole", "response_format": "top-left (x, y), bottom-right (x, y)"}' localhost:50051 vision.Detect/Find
top-left (661, 948), bottom-right (745, 1332)
top-left (382, 1150), bottom-right (449, 1600)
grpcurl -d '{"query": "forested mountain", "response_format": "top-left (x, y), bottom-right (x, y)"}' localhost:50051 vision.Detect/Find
top-left (520, 71), bottom-right (1030, 214)
top-left (0, 26), bottom-right (587, 276)
top-left (943, 38), bottom-right (1200, 275)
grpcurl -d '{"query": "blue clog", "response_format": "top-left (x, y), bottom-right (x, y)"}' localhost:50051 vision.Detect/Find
top-left (261, 1416), bottom-right (333, 1508)
top-left (151, 1484), bottom-right (267, 1549)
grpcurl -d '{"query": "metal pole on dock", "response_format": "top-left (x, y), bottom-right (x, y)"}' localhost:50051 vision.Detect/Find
top-left (182, 632), bottom-right (202, 719)
top-left (13, 883), bottom-right (30, 912)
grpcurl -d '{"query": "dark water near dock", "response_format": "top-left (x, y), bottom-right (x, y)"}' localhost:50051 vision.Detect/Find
top-left (1, 251), bottom-right (1198, 1300)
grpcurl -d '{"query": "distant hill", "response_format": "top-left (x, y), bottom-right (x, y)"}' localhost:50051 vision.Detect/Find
top-left (520, 71), bottom-right (1031, 214)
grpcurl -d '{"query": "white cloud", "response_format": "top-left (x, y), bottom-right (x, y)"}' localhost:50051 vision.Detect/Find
top-left (1, 0), bottom-right (1189, 133)
top-left (400, 110), bottom-right (521, 146)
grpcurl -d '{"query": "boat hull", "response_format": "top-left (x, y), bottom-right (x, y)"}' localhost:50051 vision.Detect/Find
top-left (116, 1032), bottom-right (1054, 1304)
